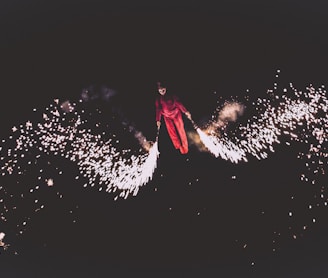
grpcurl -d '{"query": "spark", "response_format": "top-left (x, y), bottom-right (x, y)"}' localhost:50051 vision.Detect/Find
top-left (196, 128), bottom-right (247, 163)
top-left (0, 77), bottom-right (326, 257)
top-left (1, 99), bottom-right (160, 200)
top-left (195, 85), bottom-right (327, 165)
top-left (46, 179), bottom-right (54, 187)
top-left (0, 232), bottom-right (9, 250)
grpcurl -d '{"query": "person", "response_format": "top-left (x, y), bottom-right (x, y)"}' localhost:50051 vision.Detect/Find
top-left (155, 82), bottom-right (192, 154)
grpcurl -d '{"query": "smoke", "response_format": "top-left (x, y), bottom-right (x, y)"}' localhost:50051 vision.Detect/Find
top-left (218, 102), bottom-right (245, 123)
top-left (188, 102), bottom-right (245, 152)
top-left (60, 100), bottom-right (74, 113)
top-left (79, 84), bottom-right (151, 151)
top-left (80, 85), bottom-right (117, 102)
top-left (187, 130), bottom-right (208, 152)
top-left (122, 119), bottom-right (152, 151)
top-left (206, 102), bottom-right (245, 134)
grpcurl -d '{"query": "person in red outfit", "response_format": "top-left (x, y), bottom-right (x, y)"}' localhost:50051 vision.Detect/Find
top-left (155, 82), bottom-right (192, 154)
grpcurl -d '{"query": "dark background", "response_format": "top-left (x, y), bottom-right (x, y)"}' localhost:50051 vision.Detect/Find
top-left (1, 0), bottom-right (328, 277)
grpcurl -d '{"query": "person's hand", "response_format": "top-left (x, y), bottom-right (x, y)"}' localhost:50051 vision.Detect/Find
top-left (156, 121), bottom-right (161, 129)
top-left (185, 111), bottom-right (191, 120)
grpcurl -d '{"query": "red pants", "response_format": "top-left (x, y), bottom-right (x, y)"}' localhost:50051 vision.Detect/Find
top-left (164, 112), bottom-right (188, 154)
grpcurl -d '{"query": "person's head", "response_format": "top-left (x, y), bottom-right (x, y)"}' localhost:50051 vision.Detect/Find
top-left (157, 81), bottom-right (167, 95)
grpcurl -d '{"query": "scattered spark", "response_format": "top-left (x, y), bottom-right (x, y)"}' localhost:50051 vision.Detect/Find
top-left (1, 100), bottom-right (160, 199)
top-left (46, 179), bottom-right (54, 187)
top-left (0, 232), bottom-right (9, 250)
top-left (0, 76), bottom-right (326, 260)
top-left (195, 84), bottom-right (327, 166)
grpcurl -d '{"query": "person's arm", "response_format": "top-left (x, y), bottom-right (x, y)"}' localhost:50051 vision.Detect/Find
top-left (155, 98), bottom-right (162, 128)
top-left (184, 111), bottom-right (191, 119)
top-left (174, 96), bottom-right (191, 119)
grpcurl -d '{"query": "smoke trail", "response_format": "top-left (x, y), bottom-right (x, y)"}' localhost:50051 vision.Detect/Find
top-left (116, 106), bottom-right (153, 152)
top-left (187, 130), bottom-right (208, 152)
top-left (208, 101), bottom-right (245, 132)
top-left (80, 84), bottom-right (152, 151)
top-left (80, 85), bottom-right (117, 102)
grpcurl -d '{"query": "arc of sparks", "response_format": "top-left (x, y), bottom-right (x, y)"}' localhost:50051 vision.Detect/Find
top-left (1, 100), bottom-right (161, 199)
top-left (190, 85), bottom-right (327, 164)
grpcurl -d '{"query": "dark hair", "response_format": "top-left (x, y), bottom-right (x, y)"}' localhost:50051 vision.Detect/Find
top-left (157, 81), bottom-right (167, 89)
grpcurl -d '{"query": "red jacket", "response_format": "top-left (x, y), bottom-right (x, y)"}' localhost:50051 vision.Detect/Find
top-left (155, 95), bottom-right (187, 121)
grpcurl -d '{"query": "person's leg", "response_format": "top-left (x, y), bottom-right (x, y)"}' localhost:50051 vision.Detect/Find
top-left (164, 117), bottom-right (181, 149)
top-left (174, 113), bottom-right (188, 154)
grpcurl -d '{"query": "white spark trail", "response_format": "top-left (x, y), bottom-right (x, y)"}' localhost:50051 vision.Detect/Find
top-left (1, 100), bottom-right (160, 199)
top-left (196, 85), bottom-right (327, 163)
